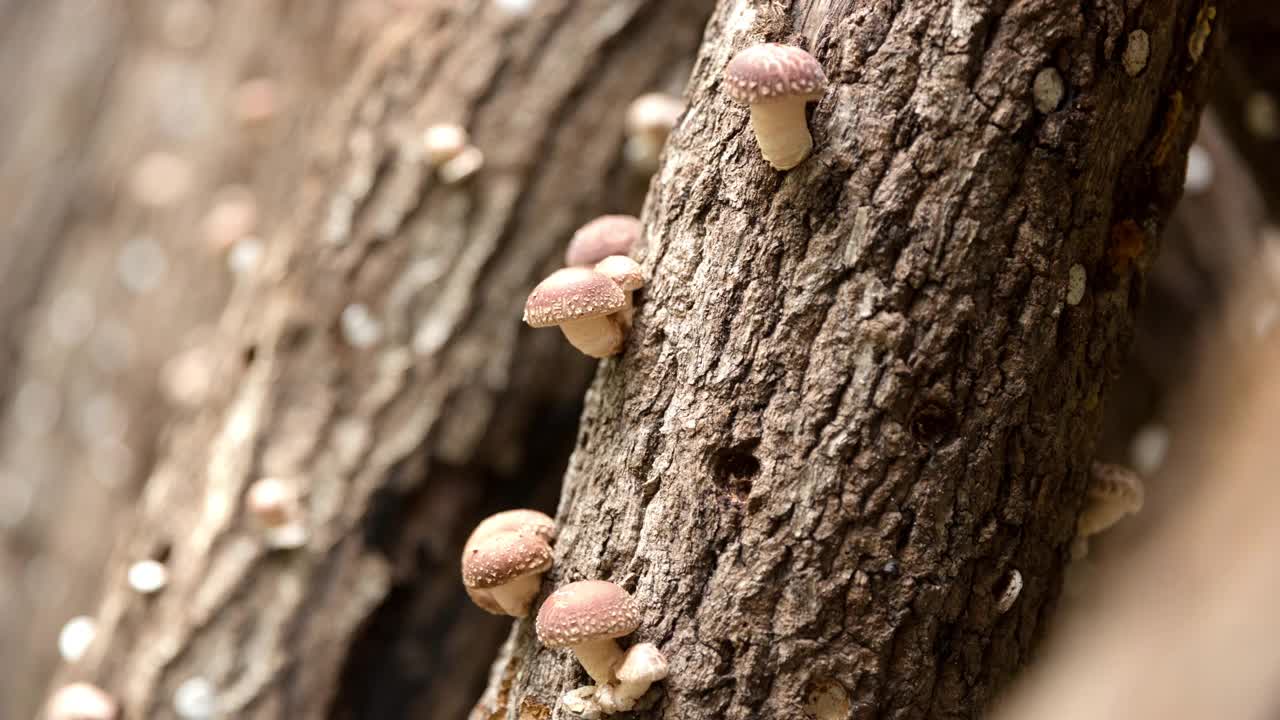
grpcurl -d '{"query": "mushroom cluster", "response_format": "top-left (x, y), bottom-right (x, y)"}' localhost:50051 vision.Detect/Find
top-left (461, 509), bottom-right (556, 617)
top-left (524, 215), bottom-right (646, 358)
top-left (537, 580), bottom-right (669, 717)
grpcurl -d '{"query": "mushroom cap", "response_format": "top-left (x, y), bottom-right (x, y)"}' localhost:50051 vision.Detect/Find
top-left (594, 255), bottom-right (645, 292)
top-left (1088, 461), bottom-right (1145, 513)
top-left (626, 93), bottom-right (684, 136)
top-left (524, 268), bottom-right (628, 328)
top-left (48, 683), bottom-right (118, 720)
top-left (724, 43), bottom-right (828, 105)
top-left (466, 509), bottom-right (556, 551)
top-left (462, 530), bottom-right (553, 589)
top-left (536, 580), bottom-right (641, 648)
top-left (565, 215), bottom-right (642, 266)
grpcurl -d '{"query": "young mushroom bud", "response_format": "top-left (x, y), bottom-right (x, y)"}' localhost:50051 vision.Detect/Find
top-left (47, 682), bottom-right (119, 720)
top-left (1073, 461), bottom-right (1146, 558)
top-left (462, 529), bottom-right (553, 617)
top-left (566, 215), bottom-right (642, 267)
top-left (422, 123), bottom-right (469, 166)
top-left (624, 93), bottom-right (684, 172)
top-left (246, 477), bottom-right (308, 550)
top-left (536, 580), bottom-right (641, 685)
top-left (594, 255), bottom-right (645, 330)
top-left (724, 43), bottom-right (828, 170)
top-left (524, 268), bottom-right (630, 358)
top-left (599, 642), bottom-right (669, 712)
top-left (462, 509), bottom-right (556, 615)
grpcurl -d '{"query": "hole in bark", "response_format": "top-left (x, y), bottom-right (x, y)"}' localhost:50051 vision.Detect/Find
top-left (894, 510), bottom-right (916, 552)
top-left (711, 439), bottom-right (760, 501)
top-left (910, 404), bottom-right (956, 444)
top-left (152, 541), bottom-right (172, 563)
top-left (242, 344), bottom-right (257, 366)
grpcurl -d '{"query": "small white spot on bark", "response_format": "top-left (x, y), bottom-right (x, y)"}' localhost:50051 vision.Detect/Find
top-left (117, 237), bottom-right (169, 294)
top-left (1184, 144), bottom-right (1213, 193)
top-left (173, 677), bottom-right (218, 719)
top-left (1245, 92), bottom-right (1279, 140)
top-left (493, 0), bottom-right (534, 16)
top-left (1033, 68), bottom-right (1065, 114)
top-left (1066, 264), bottom-right (1086, 306)
top-left (127, 560), bottom-right (168, 594)
top-left (227, 236), bottom-right (265, 276)
top-left (1122, 30), bottom-right (1150, 77)
top-left (58, 616), bottom-right (97, 662)
top-left (341, 303), bottom-right (382, 348)
top-left (1130, 424), bottom-right (1170, 475)
top-left (422, 123), bottom-right (469, 165)
top-left (996, 569), bottom-right (1023, 613)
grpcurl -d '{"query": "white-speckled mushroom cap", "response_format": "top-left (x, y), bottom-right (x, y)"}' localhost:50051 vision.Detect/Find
top-left (466, 509), bottom-right (556, 551)
top-left (724, 43), bottom-right (828, 105)
top-left (536, 580), bottom-right (641, 648)
top-left (462, 530), bottom-right (553, 590)
top-left (524, 268), bottom-right (628, 328)
top-left (566, 215), bottom-right (643, 267)
top-left (594, 255), bottom-right (645, 292)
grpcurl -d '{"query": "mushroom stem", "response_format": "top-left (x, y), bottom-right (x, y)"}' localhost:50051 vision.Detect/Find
top-left (489, 573), bottom-right (544, 617)
top-left (558, 316), bottom-right (624, 358)
top-left (749, 100), bottom-right (814, 170)
top-left (571, 638), bottom-right (626, 685)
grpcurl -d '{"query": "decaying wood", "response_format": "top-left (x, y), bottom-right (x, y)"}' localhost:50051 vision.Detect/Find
top-left (53, 1), bottom-right (712, 718)
top-left (474, 0), bottom-right (1227, 718)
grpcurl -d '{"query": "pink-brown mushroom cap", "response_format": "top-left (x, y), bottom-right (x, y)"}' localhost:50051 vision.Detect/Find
top-left (466, 509), bottom-right (556, 551)
top-left (536, 580), bottom-right (641, 648)
top-left (724, 43), bottom-right (828, 105)
top-left (462, 530), bottom-right (553, 590)
top-left (594, 255), bottom-right (645, 292)
top-left (524, 268), bottom-right (628, 328)
top-left (565, 215), bottom-right (643, 267)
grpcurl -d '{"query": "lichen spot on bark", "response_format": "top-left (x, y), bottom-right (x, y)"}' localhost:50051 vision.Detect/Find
top-left (518, 697), bottom-right (552, 720)
top-left (1188, 4), bottom-right (1216, 65)
top-left (804, 678), bottom-right (852, 720)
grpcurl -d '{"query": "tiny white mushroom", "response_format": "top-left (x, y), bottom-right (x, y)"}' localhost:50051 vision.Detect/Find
top-left (58, 615), bottom-right (98, 662)
top-left (47, 683), bottom-right (118, 720)
top-left (1033, 68), bottom-right (1065, 114)
top-left (1066, 264), bottom-right (1086, 306)
top-left (1184, 144), bottom-right (1214, 193)
top-left (173, 676), bottom-right (217, 719)
top-left (128, 559), bottom-right (169, 595)
top-left (422, 123), bottom-right (470, 166)
top-left (1130, 424), bottom-right (1171, 475)
top-left (438, 146), bottom-right (485, 183)
top-left (246, 477), bottom-right (308, 549)
top-left (602, 642), bottom-right (669, 712)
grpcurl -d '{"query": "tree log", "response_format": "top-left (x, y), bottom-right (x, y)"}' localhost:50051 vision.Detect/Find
top-left (54, 1), bottom-right (712, 718)
top-left (474, 0), bottom-right (1227, 718)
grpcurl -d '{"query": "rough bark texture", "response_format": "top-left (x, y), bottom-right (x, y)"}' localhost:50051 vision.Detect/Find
top-left (54, 2), bottom-right (711, 719)
top-left (476, 0), bottom-right (1226, 718)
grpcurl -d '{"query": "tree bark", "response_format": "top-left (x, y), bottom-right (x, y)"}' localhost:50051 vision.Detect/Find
top-left (55, 1), bottom-right (711, 719)
top-left (474, 0), bottom-right (1227, 718)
